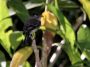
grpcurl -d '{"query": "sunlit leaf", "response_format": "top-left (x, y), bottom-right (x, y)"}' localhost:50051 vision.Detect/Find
top-left (0, 31), bottom-right (24, 56)
top-left (22, 61), bottom-right (32, 67)
top-left (0, 0), bottom-right (12, 32)
top-left (78, 25), bottom-right (90, 61)
top-left (82, 49), bottom-right (90, 61)
top-left (79, 0), bottom-right (90, 20)
top-left (71, 62), bottom-right (84, 67)
top-left (10, 31), bottom-right (24, 51)
top-left (48, 3), bottom-right (75, 48)
top-left (63, 42), bottom-right (81, 64)
top-left (48, 0), bottom-right (81, 64)
top-left (0, 31), bottom-right (13, 56)
top-left (78, 25), bottom-right (90, 50)
top-left (0, 0), bottom-right (13, 56)
top-left (0, 0), bottom-right (26, 57)
top-left (10, 47), bottom-right (33, 67)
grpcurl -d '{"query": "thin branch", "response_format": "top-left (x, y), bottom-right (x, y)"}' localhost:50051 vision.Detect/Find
top-left (32, 39), bottom-right (42, 67)
top-left (45, 0), bottom-right (52, 11)
top-left (45, 0), bottom-right (49, 11)
top-left (73, 11), bottom-right (86, 31)
top-left (41, 38), bottom-right (48, 67)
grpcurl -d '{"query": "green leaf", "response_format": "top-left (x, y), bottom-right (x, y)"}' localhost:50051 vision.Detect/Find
top-left (0, 31), bottom-right (24, 56)
top-left (6, 61), bottom-right (10, 67)
top-left (78, 25), bottom-right (90, 50)
top-left (71, 62), bottom-right (84, 67)
top-left (48, 1), bottom-right (80, 64)
top-left (0, 31), bottom-right (13, 56)
top-left (30, 0), bottom-right (45, 3)
top-left (10, 31), bottom-right (24, 51)
top-left (8, 0), bottom-right (30, 22)
top-left (0, 18), bottom-right (12, 32)
top-left (59, 0), bottom-right (79, 8)
top-left (0, 0), bottom-right (13, 56)
top-left (0, 0), bottom-right (12, 32)
top-left (0, 51), bottom-right (6, 62)
top-left (78, 25), bottom-right (90, 61)
top-left (82, 49), bottom-right (90, 61)
top-left (63, 42), bottom-right (81, 64)
top-left (79, 0), bottom-right (90, 20)
top-left (48, 4), bottom-right (65, 32)
top-left (23, 61), bottom-right (32, 67)
top-left (48, 4), bottom-right (75, 48)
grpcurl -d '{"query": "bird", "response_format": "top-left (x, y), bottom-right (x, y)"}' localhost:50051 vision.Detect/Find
top-left (22, 16), bottom-right (41, 46)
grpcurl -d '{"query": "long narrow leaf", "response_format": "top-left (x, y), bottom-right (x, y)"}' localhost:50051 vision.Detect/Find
top-left (10, 47), bottom-right (33, 67)
top-left (48, 2), bottom-right (82, 64)
top-left (8, 0), bottom-right (30, 22)
top-left (48, 4), bottom-right (75, 48)
top-left (0, 0), bottom-right (13, 56)
top-left (79, 0), bottom-right (90, 20)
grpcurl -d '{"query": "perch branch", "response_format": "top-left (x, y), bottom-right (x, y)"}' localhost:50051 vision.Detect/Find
top-left (41, 38), bottom-right (48, 67)
top-left (32, 39), bottom-right (42, 67)
top-left (73, 11), bottom-right (86, 31)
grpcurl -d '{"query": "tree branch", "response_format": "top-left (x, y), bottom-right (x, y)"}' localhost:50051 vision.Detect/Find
top-left (32, 40), bottom-right (42, 67)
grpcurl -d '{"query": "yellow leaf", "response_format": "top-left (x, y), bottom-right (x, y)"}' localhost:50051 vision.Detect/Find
top-left (10, 47), bottom-right (33, 67)
top-left (79, 0), bottom-right (90, 20)
top-left (40, 11), bottom-right (58, 31)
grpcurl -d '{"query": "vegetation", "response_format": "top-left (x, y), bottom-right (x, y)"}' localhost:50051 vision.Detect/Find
top-left (0, 0), bottom-right (90, 67)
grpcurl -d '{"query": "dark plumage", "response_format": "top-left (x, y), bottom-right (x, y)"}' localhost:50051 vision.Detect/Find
top-left (23, 16), bottom-right (41, 46)
top-left (23, 17), bottom-right (41, 35)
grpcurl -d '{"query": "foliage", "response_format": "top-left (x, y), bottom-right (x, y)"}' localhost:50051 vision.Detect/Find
top-left (0, 0), bottom-right (90, 67)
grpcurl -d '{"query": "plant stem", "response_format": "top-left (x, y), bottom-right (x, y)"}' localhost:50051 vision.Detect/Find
top-left (45, 0), bottom-right (49, 11)
top-left (41, 38), bottom-right (48, 67)
top-left (32, 40), bottom-right (42, 67)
